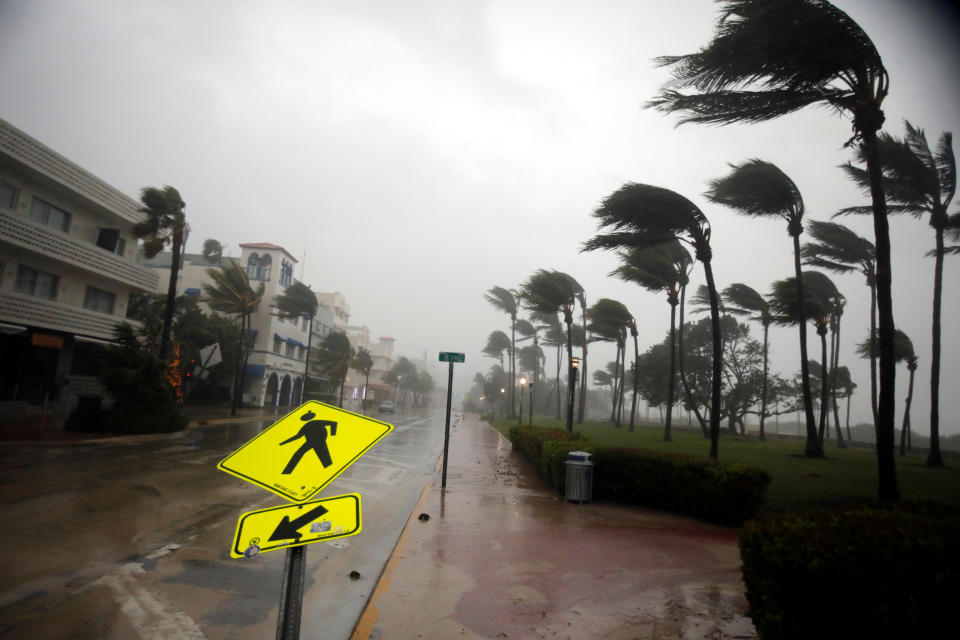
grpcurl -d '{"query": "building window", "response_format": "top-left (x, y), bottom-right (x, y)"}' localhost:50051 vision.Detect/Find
top-left (96, 228), bottom-right (125, 255)
top-left (273, 336), bottom-right (282, 354)
top-left (279, 260), bottom-right (292, 287)
top-left (285, 342), bottom-right (295, 358)
top-left (301, 316), bottom-right (308, 331)
top-left (83, 286), bottom-right (116, 314)
top-left (0, 181), bottom-right (18, 209)
top-left (15, 265), bottom-right (59, 299)
top-left (260, 254), bottom-right (272, 282)
top-left (29, 197), bottom-right (71, 232)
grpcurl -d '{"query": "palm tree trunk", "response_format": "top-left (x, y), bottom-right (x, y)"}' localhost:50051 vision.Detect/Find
top-left (830, 316), bottom-right (846, 448)
top-left (702, 259), bottom-right (722, 460)
top-left (846, 393), bottom-right (852, 442)
top-left (617, 341), bottom-right (626, 427)
top-left (868, 276), bottom-right (879, 427)
top-left (510, 316), bottom-right (517, 418)
top-left (817, 328), bottom-right (829, 446)
top-left (861, 122), bottom-right (900, 501)
top-left (578, 302), bottom-right (588, 423)
top-left (900, 363), bottom-right (915, 455)
top-left (363, 369), bottom-right (371, 411)
top-left (664, 301), bottom-right (678, 441)
top-left (301, 313), bottom-right (313, 404)
top-left (338, 375), bottom-right (345, 408)
top-left (928, 228), bottom-right (945, 466)
top-left (678, 279), bottom-right (708, 436)
top-left (629, 327), bottom-right (639, 432)
top-left (160, 228), bottom-right (185, 360)
top-left (564, 308), bottom-right (574, 432)
top-left (759, 321), bottom-right (769, 441)
top-left (554, 344), bottom-right (561, 419)
top-left (230, 313), bottom-right (244, 417)
top-left (792, 233), bottom-right (822, 457)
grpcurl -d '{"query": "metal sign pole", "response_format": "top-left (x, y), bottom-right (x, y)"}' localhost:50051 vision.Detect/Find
top-left (276, 545), bottom-right (307, 640)
top-left (441, 360), bottom-right (454, 489)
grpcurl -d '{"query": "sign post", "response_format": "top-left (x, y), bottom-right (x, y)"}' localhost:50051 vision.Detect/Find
top-left (438, 352), bottom-right (464, 488)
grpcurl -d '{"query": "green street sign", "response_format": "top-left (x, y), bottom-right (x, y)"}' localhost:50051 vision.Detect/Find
top-left (438, 352), bottom-right (465, 363)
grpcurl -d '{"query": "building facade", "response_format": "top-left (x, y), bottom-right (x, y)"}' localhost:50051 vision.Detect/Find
top-left (0, 117), bottom-right (158, 419)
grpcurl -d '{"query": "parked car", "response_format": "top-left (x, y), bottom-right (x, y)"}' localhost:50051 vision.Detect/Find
top-left (378, 401), bottom-right (395, 414)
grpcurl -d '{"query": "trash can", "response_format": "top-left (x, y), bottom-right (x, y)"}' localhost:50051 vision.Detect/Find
top-left (564, 450), bottom-right (593, 504)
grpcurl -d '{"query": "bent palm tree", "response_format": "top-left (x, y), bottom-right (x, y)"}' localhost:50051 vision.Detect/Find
top-left (272, 281), bottom-right (319, 404)
top-left (485, 287), bottom-right (519, 418)
top-left (521, 270), bottom-right (581, 431)
top-left (858, 330), bottom-right (917, 456)
top-left (316, 332), bottom-right (354, 408)
top-left (587, 298), bottom-right (632, 429)
top-left (840, 121), bottom-right (954, 468)
top-left (802, 220), bottom-right (877, 427)
top-left (722, 283), bottom-right (772, 440)
top-left (706, 159), bottom-right (821, 456)
top-left (612, 240), bottom-right (691, 439)
top-left (585, 183), bottom-right (724, 459)
top-left (352, 347), bottom-right (374, 410)
top-left (202, 260), bottom-right (264, 416)
top-left (482, 330), bottom-right (512, 368)
top-left (650, 0), bottom-right (897, 498)
top-left (135, 185), bottom-right (187, 360)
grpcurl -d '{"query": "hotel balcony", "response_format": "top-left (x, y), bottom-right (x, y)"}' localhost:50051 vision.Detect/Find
top-left (1, 207), bottom-right (158, 291)
top-left (0, 288), bottom-right (131, 341)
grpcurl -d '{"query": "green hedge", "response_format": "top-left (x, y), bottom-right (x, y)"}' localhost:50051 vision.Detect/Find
top-left (508, 425), bottom-right (769, 526)
top-left (739, 502), bottom-right (960, 639)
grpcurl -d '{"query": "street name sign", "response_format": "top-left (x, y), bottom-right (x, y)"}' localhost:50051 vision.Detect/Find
top-left (231, 494), bottom-right (361, 558)
top-left (218, 401), bottom-right (393, 502)
top-left (438, 352), bottom-right (465, 363)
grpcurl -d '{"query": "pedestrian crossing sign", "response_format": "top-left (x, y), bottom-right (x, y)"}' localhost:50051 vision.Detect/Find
top-left (217, 401), bottom-right (393, 502)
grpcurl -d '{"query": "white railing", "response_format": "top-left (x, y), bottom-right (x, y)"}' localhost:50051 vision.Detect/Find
top-left (0, 208), bottom-right (158, 291)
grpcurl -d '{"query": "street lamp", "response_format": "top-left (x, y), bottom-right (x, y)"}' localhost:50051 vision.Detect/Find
top-left (568, 357), bottom-right (580, 430)
top-left (500, 387), bottom-right (506, 418)
top-left (518, 377), bottom-right (527, 425)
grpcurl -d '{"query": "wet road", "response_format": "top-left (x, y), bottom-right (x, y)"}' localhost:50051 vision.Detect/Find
top-left (0, 409), bottom-right (448, 639)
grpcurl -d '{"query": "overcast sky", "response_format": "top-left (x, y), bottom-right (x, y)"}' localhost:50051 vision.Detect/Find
top-left (2, 0), bottom-right (958, 433)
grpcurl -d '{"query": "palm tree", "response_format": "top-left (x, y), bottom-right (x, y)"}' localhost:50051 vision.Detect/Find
top-left (516, 318), bottom-right (543, 419)
top-left (134, 185), bottom-right (187, 360)
top-left (612, 240), bottom-right (691, 439)
top-left (839, 121), bottom-right (954, 468)
top-left (521, 270), bottom-right (581, 432)
top-left (482, 330), bottom-right (512, 368)
top-left (201, 238), bottom-right (223, 263)
top-left (584, 183), bottom-right (724, 459)
top-left (649, 0), bottom-right (898, 499)
top-left (586, 299), bottom-right (632, 429)
top-left (202, 260), bottom-right (265, 416)
top-left (769, 271), bottom-right (843, 448)
top-left (537, 312), bottom-right (566, 419)
top-left (352, 347), bottom-right (374, 411)
top-left (802, 220), bottom-right (878, 426)
top-left (858, 330), bottom-right (917, 456)
top-left (316, 332), bottom-right (354, 408)
top-left (706, 159), bottom-right (822, 457)
top-left (485, 287), bottom-right (519, 418)
top-left (722, 283), bottom-right (773, 440)
top-left (834, 366), bottom-right (857, 441)
top-left (272, 281), bottom-right (319, 404)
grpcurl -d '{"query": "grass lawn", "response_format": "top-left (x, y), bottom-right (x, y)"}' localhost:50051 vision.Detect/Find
top-left (490, 415), bottom-right (960, 512)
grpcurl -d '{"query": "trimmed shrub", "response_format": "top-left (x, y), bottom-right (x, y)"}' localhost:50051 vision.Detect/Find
top-left (507, 425), bottom-right (769, 525)
top-left (739, 502), bottom-right (960, 640)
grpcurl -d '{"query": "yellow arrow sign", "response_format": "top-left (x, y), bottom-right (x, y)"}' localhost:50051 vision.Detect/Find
top-left (218, 401), bottom-right (393, 502)
top-left (230, 494), bottom-right (361, 558)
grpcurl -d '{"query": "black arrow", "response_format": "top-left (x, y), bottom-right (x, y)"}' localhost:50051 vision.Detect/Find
top-left (269, 504), bottom-right (329, 542)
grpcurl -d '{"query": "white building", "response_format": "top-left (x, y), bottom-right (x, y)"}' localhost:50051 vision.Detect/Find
top-left (0, 117), bottom-right (158, 420)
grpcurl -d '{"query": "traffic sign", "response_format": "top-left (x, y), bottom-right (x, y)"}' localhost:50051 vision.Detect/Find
top-left (231, 494), bottom-right (361, 558)
top-left (218, 401), bottom-right (393, 502)
top-left (439, 352), bottom-right (465, 363)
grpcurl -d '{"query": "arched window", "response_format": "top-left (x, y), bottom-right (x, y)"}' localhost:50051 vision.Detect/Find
top-left (246, 253), bottom-right (260, 280)
top-left (260, 254), bottom-right (272, 282)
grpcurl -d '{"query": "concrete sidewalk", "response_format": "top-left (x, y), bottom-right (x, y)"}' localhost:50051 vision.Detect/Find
top-left (352, 413), bottom-right (756, 640)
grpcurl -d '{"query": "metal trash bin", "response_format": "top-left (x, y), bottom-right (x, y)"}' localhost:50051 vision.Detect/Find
top-left (564, 450), bottom-right (593, 503)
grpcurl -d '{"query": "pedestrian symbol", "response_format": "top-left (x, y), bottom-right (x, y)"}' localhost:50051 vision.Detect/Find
top-left (218, 401), bottom-right (393, 502)
top-left (280, 412), bottom-right (338, 473)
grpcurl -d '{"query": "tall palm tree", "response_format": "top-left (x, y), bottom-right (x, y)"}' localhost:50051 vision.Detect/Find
top-left (316, 332), bottom-right (354, 408)
top-left (706, 159), bottom-right (821, 456)
top-left (521, 270), bottom-right (581, 432)
top-left (201, 238), bottom-right (223, 263)
top-left (802, 220), bottom-right (877, 426)
top-left (834, 366), bottom-right (856, 441)
top-left (537, 312), bottom-right (566, 419)
top-left (839, 121), bottom-right (954, 468)
top-left (134, 185), bottom-right (187, 360)
top-left (352, 347), bottom-right (374, 411)
top-left (769, 271), bottom-right (843, 447)
top-left (485, 286), bottom-right (519, 418)
top-left (587, 298), bottom-right (632, 429)
top-left (202, 260), bottom-right (265, 416)
top-left (612, 240), bottom-right (691, 439)
top-left (858, 330), bottom-right (917, 456)
top-left (649, 0), bottom-right (898, 499)
top-left (722, 283), bottom-right (772, 440)
top-left (272, 281), bottom-right (319, 404)
top-left (585, 183), bottom-right (724, 459)
top-left (482, 330), bottom-right (512, 368)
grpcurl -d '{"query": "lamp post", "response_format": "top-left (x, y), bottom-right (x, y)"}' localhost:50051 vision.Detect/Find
top-left (518, 377), bottom-right (526, 425)
top-left (528, 382), bottom-right (534, 426)
top-left (500, 387), bottom-right (506, 418)
top-left (568, 357), bottom-right (580, 430)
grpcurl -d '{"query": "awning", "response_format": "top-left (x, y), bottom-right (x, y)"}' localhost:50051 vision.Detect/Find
top-left (245, 364), bottom-right (265, 376)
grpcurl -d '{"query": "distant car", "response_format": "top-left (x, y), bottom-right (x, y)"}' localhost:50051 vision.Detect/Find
top-left (378, 401), bottom-right (395, 414)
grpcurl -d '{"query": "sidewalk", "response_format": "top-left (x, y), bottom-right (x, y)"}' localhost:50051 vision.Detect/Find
top-left (352, 413), bottom-right (756, 640)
